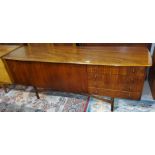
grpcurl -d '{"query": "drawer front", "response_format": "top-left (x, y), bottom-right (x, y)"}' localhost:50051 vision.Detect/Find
top-left (87, 66), bottom-right (146, 76)
top-left (88, 87), bottom-right (141, 100)
top-left (0, 59), bottom-right (12, 83)
top-left (88, 74), bottom-right (145, 92)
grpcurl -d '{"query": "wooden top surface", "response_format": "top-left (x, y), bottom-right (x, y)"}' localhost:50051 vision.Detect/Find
top-left (0, 45), bottom-right (21, 58)
top-left (3, 45), bottom-right (152, 66)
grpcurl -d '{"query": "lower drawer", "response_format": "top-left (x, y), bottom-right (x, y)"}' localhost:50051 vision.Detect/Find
top-left (88, 74), bottom-right (145, 92)
top-left (88, 87), bottom-right (141, 100)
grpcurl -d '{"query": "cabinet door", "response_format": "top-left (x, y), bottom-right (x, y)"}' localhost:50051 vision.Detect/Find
top-left (5, 60), bottom-right (88, 93)
top-left (31, 62), bottom-right (88, 93)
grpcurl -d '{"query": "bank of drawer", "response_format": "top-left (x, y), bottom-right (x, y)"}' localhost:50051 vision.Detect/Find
top-left (0, 59), bottom-right (12, 83)
top-left (88, 87), bottom-right (141, 100)
top-left (87, 66), bottom-right (146, 76)
top-left (88, 74), bottom-right (145, 92)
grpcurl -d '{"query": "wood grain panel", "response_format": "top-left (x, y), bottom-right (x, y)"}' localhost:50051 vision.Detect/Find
top-left (88, 87), bottom-right (141, 100)
top-left (87, 66), bottom-right (146, 76)
top-left (87, 65), bottom-right (146, 99)
top-left (88, 74), bottom-right (145, 92)
top-left (5, 60), bottom-right (88, 93)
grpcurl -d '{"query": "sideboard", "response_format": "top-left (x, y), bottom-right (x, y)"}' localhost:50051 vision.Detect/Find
top-left (3, 44), bottom-right (152, 111)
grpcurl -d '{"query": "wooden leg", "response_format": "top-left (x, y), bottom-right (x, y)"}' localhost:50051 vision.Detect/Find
top-left (33, 86), bottom-right (40, 99)
top-left (111, 98), bottom-right (114, 112)
top-left (91, 95), bottom-right (115, 112)
top-left (2, 84), bottom-right (7, 93)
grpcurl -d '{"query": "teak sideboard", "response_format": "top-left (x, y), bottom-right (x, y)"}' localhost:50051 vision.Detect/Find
top-left (2, 44), bottom-right (151, 110)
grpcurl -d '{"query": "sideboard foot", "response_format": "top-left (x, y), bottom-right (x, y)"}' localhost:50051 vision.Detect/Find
top-left (111, 98), bottom-right (114, 112)
top-left (33, 86), bottom-right (40, 99)
top-left (91, 95), bottom-right (115, 112)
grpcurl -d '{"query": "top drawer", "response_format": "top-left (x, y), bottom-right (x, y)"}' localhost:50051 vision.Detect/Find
top-left (87, 66), bottom-right (146, 76)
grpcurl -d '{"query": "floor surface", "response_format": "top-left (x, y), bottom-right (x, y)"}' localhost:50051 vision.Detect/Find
top-left (87, 81), bottom-right (155, 112)
top-left (0, 85), bottom-right (88, 112)
top-left (0, 81), bottom-right (155, 112)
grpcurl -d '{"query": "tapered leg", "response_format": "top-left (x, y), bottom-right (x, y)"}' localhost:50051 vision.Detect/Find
top-left (111, 98), bottom-right (114, 112)
top-left (33, 86), bottom-right (40, 99)
top-left (91, 95), bottom-right (115, 112)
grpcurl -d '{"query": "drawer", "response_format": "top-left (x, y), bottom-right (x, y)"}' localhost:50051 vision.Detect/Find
top-left (0, 59), bottom-right (12, 83)
top-left (87, 66), bottom-right (146, 76)
top-left (88, 87), bottom-right (141, 100)
top-left (88, 74), bottom-right (145, 92)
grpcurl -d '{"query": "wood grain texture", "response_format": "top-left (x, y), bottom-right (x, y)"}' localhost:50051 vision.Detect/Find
top-left (5, 59), bottom-right (146, 100)
top-left (88, 74), bottom-right (145, 92)
top-left (4, 45), bottom-right (152, 66)
top-left (28, 43), bottom-right (75, 46)
top-left (87, 65), bottom-right (146, 76)
top-left (0, 45), bottom-right (21, 57)
top-left (88, 87), bottom-right (142, 100)
top-left (87, 65), bottom-right (146, 99)
top-left (5, 60), bottom-right (88, 93)
top-left (3, 44), bottom-right (149, 100)
top-left (0, 45), bottom-right (21, 84)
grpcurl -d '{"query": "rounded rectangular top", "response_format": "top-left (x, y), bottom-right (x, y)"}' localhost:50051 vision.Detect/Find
top-left (3, 45), bottom-right (152, 66)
